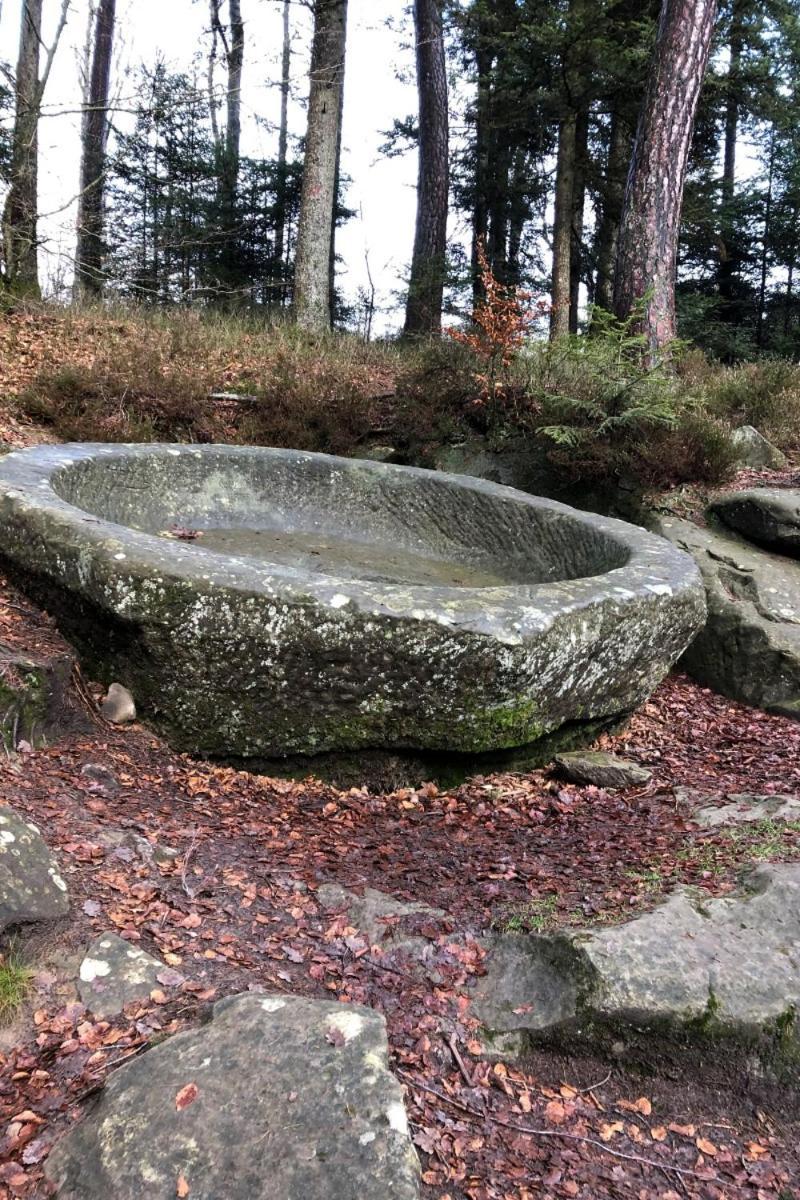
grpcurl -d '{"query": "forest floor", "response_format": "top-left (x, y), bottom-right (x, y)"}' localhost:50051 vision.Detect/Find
top-left (1, 304), bottom-right (800, 1197)
top-left (1, 569), bottom-right (800, 1200)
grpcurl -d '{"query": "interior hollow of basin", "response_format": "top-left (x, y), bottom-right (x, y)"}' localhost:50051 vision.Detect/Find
top-left (51, 450), bottom-right (631, 588)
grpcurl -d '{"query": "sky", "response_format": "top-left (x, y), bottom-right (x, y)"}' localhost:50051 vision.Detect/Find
top-left (0, 0), bottom-right (429, 332)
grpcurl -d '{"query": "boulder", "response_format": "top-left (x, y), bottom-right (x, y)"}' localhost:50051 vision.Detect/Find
top-left (45, 993), bottom-right (420, 1200)
top-left (0, 806), bottom-right (69, 932)
top-left (654, 515), bottom-right (800, 715)
top-left (730, 425), bottom-right (787, 470)
top-left (101, 683), bottom-right (137, 724)
top-left (553, 751), bottom-right (651, 789)
top-left (0, 444), bottom-right (705, 766)
top-left (0, 645), bottom-right (77, 750)
top-left (78, 933), bottom-right (183, 1017)
top-left (474, 864), bottom-right (800, 1059)
top-left (712, 488), bottom-right (800, 557)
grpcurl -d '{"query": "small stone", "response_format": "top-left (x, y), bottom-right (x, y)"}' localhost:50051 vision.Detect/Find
top-left (80, 763), bottom-right (119, 792)
top-left (689, 792), bottom-right (800, 829)
top-left (77, 933), bottom-right (183, 1017)
top-left (45, 993), bottom-right (420, 1200)
top-left (730, 425), bottom-right (787, 470)
top-left (100, 683), bottom-right (136, 724)
top-left (0, 806), bottom-right (69, 933)
top-left (553, 751), bottom-right (651, 789)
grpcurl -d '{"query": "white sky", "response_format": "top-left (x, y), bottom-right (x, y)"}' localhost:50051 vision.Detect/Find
top-left (0, 0), bottom-right (429, 331)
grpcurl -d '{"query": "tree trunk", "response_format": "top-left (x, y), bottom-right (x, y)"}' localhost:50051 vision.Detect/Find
top-left (756, 126), bottom-right (775, 350)
top-left (471, 15), bottom-right (491, 307)
top-left (568, 105), bottom-right (589, 334)
top-left (74, 0), bottom-right (117, 300)
top-left (613, 0), bottom-right (718, 360)
top-left (3, 0), bottom-right (44, 297)
top-left (294, 0), bottom-right (348, 333)
top-left (549, 109), bottom-right (577, 339)
top-left (593, 109), bottom-right (632, 313)
top-left (719, 0), bottom-right (743, 309)
top-left (273, 0), bottom-right (291, 301)
top-left (404, 0), bottom-right (449, 337)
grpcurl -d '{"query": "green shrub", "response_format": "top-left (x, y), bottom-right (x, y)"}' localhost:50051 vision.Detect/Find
top-left (0, 950), bottom-right (33, 1024)
top-left (699, 359), bottom-right (800, 451)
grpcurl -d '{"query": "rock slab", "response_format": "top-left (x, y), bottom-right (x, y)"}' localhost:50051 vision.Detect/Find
top-left (654, 514), bottom-right (800, 714)
top-left (553, 751), bottom-right (651, 789)
top-left (46, 992), bottom-right (420, 1200)
top-left (0, 806), bottom-right (69, 932)
top-left (474, 865), bottom-right (800, 1056)
top-left (712, 488), bottom-right (800, 557)
top-left (78, 933), bottom-right (182, 1017)
top-left (730, 425), bottom-right (787, 470)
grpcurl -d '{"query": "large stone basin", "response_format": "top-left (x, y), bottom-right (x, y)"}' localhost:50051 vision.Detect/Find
top-left (0, 444), bottom-right (705, 767)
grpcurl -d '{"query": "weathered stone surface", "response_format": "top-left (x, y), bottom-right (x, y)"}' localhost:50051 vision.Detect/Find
top-left (0, 645), bottom-right (76, 750)
top-left (318, 883), bottom-right (443, 956)
top-left (712, 488), bottom-right (800, 557)
top-left (679, 790), bottom-right (800, 828)
top-left (654, 514), bottom-right (800, 714)
top-left (553, 751), bottom-right (651, 789)
top-left (0, 445), bottom-right (705, 763)
top-left (474, 865), bottom-right (800, 1057)
top-left (730, 425), bottom-right (787, 470)
top-left (78, 933), bottom-right (182, 1017)
top-left (0, 806), bottom-right (69, 932)
top-left (45, 992), bottom-right (420, 1200)
top-left (101, 682), bottom-right (137, 724)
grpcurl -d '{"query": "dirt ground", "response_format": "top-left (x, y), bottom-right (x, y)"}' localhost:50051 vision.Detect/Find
top-left (0, 566), bottom-right (799, 1200)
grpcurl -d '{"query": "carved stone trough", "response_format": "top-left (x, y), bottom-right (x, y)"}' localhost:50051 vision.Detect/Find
top-left (0, 444), bottom-right (705, 771)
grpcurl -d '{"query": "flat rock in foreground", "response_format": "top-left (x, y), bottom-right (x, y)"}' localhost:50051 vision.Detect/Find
top-left (553, 751), bottom-right (651, 789)
top-left (45, 993), bottom-right (420, 1200)
top-left (78, 933), bottom-right (183, 1017)
top-left (654, 515), bottom-right (800, 714)
top-left (0, 805), bottom-right (69, 932)
top-left (474, 865), bottom-right (800, 1060)
top-left (712, 488), bottom-right (800, 557)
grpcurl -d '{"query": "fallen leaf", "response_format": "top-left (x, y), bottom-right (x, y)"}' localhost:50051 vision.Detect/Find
top-left (695, 1136), bottom-right (717, 1157)
top-left (600, 1121), bottom-right (624, 1142)
top-left (175, 1083), bottom-right (199, 1111)
top-left (176, 1173), bottom-right (190, 1197)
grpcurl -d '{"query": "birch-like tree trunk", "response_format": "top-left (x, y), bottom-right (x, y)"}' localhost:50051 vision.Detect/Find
top-left (273, 0), bottom-right (291, 299)
top-left (613, 0), bottom-right (719, 359)
top-left (3, 0), bottom-right (71, 297)
top-left (294, 0), bottom-right (348, 332)
top-left (74, 0), bottom-right (116, 299)
top-left (3, 0), bottom-right (44, 296)
top-left (403, 0), bottom-right (449, 337)
top-left (549, 110), bottom-right (576, 338)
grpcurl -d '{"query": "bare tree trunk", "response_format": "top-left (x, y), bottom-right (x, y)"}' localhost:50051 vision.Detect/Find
top-left (3, 0), bottom-right (43, 296)
top-left (756, 126), bottom-right (775, 350)
top-left (593, 109), bottom-right (632, 312)
top-left (209, 0), bottom-right (244, 295)
top-left (471, 17), bottom-right (491, 307)
top-left (549, 109), bottom-right (576, 339)
top-left (273, 0), bottom-right (291, 302)
top-left (568, 105), bottom-right (589, 334)
top-left (74, 0), bottom-right (116, 300)
top-left (294, 0), bottom-right (348, 333)
top-left (613, 0), bottom-right (718, 360)
top-left (404, 0), bottom-right (449, 337)
top-left (3, 0), bottom-right (71, 297)
top-left (719, 0), bottom-right (743, 309)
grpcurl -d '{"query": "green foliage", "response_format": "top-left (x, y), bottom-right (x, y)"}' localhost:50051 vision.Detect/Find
top-left (519, 307), bottom-right (739, 491)
top-left (698, 359), bottom-right (800, 450)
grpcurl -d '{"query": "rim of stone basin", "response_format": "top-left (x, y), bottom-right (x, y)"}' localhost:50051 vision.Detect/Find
top-left (0, 443), bottom-right (700, 644)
